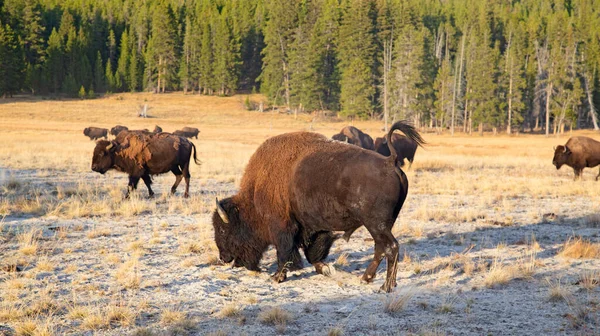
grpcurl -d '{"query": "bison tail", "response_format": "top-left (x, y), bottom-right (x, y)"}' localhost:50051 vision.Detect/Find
top-left (386, 120), bottom-right (425, 165)
top-left (191, 143), bottom-right (201, 165)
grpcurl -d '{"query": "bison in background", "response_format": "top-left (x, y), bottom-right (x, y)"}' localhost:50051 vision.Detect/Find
top-left (374, 134), bottom-right (419, 168)
top-left (110, 125), bottom-right (128, 137)
top-left (91, 132), bottom-right (200, 198)
top-left (213, 120), bottom-right (425, 292)
top-left (173, 127), bottom-right (199, 139)
top-left (331, 126), bottom-right (374, 150)
top-left (553, 136), bottom-right (600, 181)
top-left (83, 127), bottom-right (108, 140)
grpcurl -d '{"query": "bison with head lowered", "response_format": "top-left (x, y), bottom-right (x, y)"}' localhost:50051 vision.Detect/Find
top-left (91, 132), bottom-right (200, 198)
top-left (553, 136), bottom-right (600, 180)
top-left (213, 121), bottom-right (424, 292)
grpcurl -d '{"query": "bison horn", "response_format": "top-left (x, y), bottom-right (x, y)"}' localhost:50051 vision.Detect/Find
top-left (106, 143), bottom-right (113, 150)
top-left (216, 198), bottom-right (229, 224)
top-left (553, 146), bottom-right (556, 151)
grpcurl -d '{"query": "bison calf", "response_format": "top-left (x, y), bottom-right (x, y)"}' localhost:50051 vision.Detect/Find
top-left (553, 136), bottom-right (600, 180)
top-left (213, 121), bottom-right (424, 292)
top-left (91, 132), bottom-right (200, 198)
top-left (83, 127), bottom-right (108, 140)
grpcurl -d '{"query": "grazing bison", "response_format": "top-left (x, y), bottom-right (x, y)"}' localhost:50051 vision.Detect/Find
top-left (154, 125), bottom-right (163, 133)
top-left (331, 126), bottom-right (374, 150)
top-left (374, 134), bottom-right (419, 168)
top-left (83, 127), bottom-right (108, 140)
top-left (91, 132), bottom-right (200, 198)
top-left (213, 121), bottom-right (424, 292)
top-left (175, 127), bottom-right (199, 139)
top-left (110, 125), bottom-right (128, 137)
top-left (553, 136), bottom-right (600, 181)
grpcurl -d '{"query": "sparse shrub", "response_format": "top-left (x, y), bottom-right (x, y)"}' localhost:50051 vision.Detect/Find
top-left (558, 237), bottom-right (600, 259)
top-left (383, 287), bottom-right (415, 314)
top-left (160, 309), bottom-right (186, 325)
top-left (258, 307), bottom-right (291, 326)
top-left (219, 304), bottom-right (241, 318)
top-left (484, 260), bottom-right (516, 288)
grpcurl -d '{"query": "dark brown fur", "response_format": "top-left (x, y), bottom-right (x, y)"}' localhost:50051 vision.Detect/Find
top-left (174, 127), bottom-right (199, 139)
top-left (213, 121), bottom-right (424, 292)
top-left (110, 125), bottom-right (128, 136)
top-left (83, 127), bottom-right (108, 140)
top-left (553, 136), bottom-right (600, 180)
top-left (374, 134), bottom-right (419, 167)
top-left (91, 132), bottom-right (200, 198)
top-left (331, 126), bottom-right (374, 150)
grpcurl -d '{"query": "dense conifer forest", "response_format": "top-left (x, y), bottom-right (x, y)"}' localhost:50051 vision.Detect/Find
top-left (1, 0), bottom-right (599, 133)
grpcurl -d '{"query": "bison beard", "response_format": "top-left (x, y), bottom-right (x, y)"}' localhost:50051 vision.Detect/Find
top-left (213, 121), bottom-right (424, 292)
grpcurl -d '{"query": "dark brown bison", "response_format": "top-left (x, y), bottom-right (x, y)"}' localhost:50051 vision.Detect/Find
top-left (374, 134), bottom-right (419, 168)
top-left (553, 136), bottom-right (600, 180)
top-left (110, 125), bottom-right (128, 136)
top-left (173, 127), bottom-right (199, 139)
top-left (331, 126), bottom-right (374, 150)
top-left (91, 132), bottom-right (200, 198)
top-left (153, 125), bottom-right (163, 133)
top-left (213, 121), bottom-right (424, 292)
top-left (83, 127), bottom-right (108, 140)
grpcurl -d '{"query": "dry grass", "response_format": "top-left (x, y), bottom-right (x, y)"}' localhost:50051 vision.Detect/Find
top-left (328, 327), bottom-right (344, 336)
top-left (35, 256), bottom-right (54, 272)
top-left (258, 307), bottom-right (292, 326)
top-left (547, 279), bottom-right (571, 302)
top-left (558, 237), bottom-right (600, 259)
top-left (17, 228), bottom-right (39, 255)
top-left (334, 253), bottom-right (349, 267)
top-left (578, 270), bottom-right (600, 290)
top-left (383, 287), bottom-right (415, 314)
top-left (219, 304), bottom-right (242, 318)
top-left (160, 309), bottom-right (186, 325)
top-left (484, 260), bottom-right (517, 289)
top-left (115, 256), bottom-right (141, 289)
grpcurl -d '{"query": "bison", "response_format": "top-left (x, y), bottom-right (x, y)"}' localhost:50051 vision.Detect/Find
top-left (213, 121), bottom-right (425, 292)
top-left (83, 127), bottom-right (108, 140)
top-left (374, 134), bottom-right (419, 168)
top-left (553, 136), bottom-right (600, 181)
top-left (173, 127), bottom-right (200, 139)
top-left (331, 126), bottom-right (374, 150)
top-left (91, 132), bottom-right (200, 198)
top-left (154, 125), bottom-right (163, 133)
top-left (110, 125), bottom-right (128, 137)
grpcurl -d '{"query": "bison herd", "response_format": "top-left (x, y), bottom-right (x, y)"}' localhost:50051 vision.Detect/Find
top-left (83, 121), bottom-right (600, 292)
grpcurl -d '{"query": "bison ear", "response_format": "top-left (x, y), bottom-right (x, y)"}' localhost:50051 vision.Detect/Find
top-left (216, 198), bottom-right (229, 224)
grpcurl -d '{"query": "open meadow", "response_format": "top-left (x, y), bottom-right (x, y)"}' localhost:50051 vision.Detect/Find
top-left (0, 93), bottom-right (599, 335)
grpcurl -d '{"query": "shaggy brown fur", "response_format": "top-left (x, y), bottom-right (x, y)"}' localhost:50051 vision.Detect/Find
top-left (553, 136), bottom-right (600, 180)
top-left (110, 125), bottom-right (128, 137)
top-left (374, 134), bottom-right (419, 167)
top-left (91, 132), bottom-right (200, 198)
top-left (83, 127), bottom-right (108, 140)
top-left (331, 126), bottom-right (374, 150)
top-left (213, 121), bottom-right (424, 293)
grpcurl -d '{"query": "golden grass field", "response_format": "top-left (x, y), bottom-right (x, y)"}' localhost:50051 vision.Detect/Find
top-left (0, 93), bottom-right (599, 335)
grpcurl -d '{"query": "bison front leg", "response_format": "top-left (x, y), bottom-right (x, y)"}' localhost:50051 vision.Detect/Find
top-left (141, 174), bottom-right (154, 198)
top-left (304, 231), bottom-right (336, 277)
top-left (573, 168), bottom-right (583, 181)
top-left (125, 176), bottom-right (141, 199)
top-left (271, 227), bottom-right (302, 283)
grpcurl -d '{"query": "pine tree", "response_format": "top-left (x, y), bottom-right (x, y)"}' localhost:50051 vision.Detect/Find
top-left (105, 59), bottom-right (116, 92)
top-left (116, 29), bottom-right (130, 91)
top-left (212, 7), bottom-right (239, 96)
top-left (337, 0), bottom-right (377, 119)
top-left (198, 20), bottom-right (213, 94)
top-left (94, 51), bottom-right (105, 92)
top-left (22, 0), bottom-right (45, 65)
top-left (0, 23), bottom-right (24, 97)
top-left (179, 15), bottom-right (194, 93)
top-left (43, 28), bottom-right (63, 94)
top-left (146, 2), bottom-right (178, 93)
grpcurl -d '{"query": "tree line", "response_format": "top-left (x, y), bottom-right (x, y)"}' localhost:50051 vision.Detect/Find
top-left (0, 0), bottom-right (599, 134)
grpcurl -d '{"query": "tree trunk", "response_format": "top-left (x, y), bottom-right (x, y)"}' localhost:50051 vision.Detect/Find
top-left (584, 72), bottom-right (600, 130)
top-left (507, 62), bottom-right (513, 135)
top-left (545, 82), bottom-right (553, 137)
top-left (451, 33), bottom-right (466, 136)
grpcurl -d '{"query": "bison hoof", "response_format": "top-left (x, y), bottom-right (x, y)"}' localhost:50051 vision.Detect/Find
top-left (183, 193), bottom-right (189, 198)
top-left (360, 274), bottom-right (375, 284)
top-left (379, 284), bottom-right (395, 293)
top-left (271, 272), bottom-right (287, 283)
top-left (315, 263), bottom-right (335, 277)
